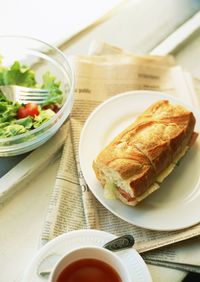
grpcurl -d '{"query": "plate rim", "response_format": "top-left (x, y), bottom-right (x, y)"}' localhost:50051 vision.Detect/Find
top-left (79, 90), bottom-right (200, 231)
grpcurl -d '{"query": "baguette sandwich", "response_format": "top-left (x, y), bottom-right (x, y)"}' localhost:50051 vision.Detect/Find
top-left (93, 100), bottom-right (198, 206)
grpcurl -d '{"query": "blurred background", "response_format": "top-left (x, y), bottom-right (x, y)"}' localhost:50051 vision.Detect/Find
top-left (1, 0), bottom-right (200, 76)
top-left (0, 0), bottom-right (123, 45)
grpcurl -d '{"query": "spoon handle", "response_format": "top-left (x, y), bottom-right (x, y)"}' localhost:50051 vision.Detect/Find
top-left (103, 235), bottom-right (135, 252)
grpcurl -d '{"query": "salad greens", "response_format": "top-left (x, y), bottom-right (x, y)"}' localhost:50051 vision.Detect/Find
top-left (0, 59), bottom-right (63, 138)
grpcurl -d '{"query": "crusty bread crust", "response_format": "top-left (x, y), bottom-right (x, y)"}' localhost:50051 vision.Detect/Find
top-left (93, 100), bottom-right (197, 206)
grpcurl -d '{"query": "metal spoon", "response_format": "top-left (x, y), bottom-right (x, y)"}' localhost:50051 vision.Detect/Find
top-left (38, 234), bottom-right (134, 278)
top-left (103, 234), bottom-right (134, 251)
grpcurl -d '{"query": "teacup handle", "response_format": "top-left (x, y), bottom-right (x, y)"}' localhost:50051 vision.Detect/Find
top-left (37, 254), bottom-right (61, 278)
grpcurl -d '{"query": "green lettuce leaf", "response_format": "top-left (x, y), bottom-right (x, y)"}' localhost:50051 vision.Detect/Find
top-left (33, 109), bottom-right (55, 128)
top-left (0, 124), bottom-right (27, 138)
top-left (0, 102), bottom-right (19, 123)
top-left (0, 61), bottom-right (36, 86)
top-left (12, 116), bottom-right (33, 129)
top-left (41, 72), bottom-right (63, 105)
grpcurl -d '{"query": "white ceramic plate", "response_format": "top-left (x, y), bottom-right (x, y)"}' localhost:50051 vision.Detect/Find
top-left (79, 91), bottom-right (200, 231)
top-left (22, 229), bottom-right (152, 282)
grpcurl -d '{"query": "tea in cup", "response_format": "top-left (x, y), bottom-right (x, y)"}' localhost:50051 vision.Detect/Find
top-left (49, 246), bottom-right (131, 282)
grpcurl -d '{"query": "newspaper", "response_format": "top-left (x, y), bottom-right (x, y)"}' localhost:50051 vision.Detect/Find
top-left (143, 237), bottom-right (200, 273)
top-left (41, 42), bottom-right (200, 270)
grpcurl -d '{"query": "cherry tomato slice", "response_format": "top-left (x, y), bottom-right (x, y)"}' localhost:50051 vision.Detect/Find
top-left (17, 103), bottom-right (39, 119)
top-left (25, 103), bottom-right (39, 116)
top-left (17, 106), bottom-right (29, 119)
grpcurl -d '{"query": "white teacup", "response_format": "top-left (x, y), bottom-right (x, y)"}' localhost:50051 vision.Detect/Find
top-left (49, 246), bottom-right (131, 282)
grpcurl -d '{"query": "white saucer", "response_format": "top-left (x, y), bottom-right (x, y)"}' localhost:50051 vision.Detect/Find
top-left (22, 229), bottom-right (152, 282)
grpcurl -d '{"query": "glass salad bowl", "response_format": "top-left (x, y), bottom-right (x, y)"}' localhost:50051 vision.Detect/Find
top-left (0, 36), bottom-right (74, 156)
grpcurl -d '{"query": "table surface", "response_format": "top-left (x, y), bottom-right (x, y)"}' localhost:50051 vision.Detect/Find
top-left (1, 1), bottom-right (200, 281)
